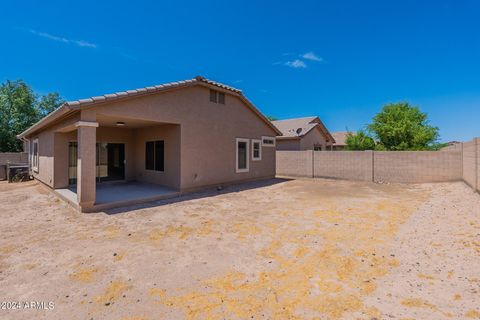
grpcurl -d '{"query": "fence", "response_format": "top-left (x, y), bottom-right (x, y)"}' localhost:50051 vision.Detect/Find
top-left (277, 139), bottom-right (480, 193)
top-left (0, 152), bottom-right (28, 180)
top-left (462, 138), bottom-right (480, 192)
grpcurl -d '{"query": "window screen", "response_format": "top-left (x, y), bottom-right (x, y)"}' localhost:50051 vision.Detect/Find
top-left (210, 89), bottom-right (217, 103)
top-left (146, 141), bottom-right (165, 171)
top-left (238, 141), bottom-right (247, 169)
top-left (218, 92), bottom-right (225, 104)
top-left (253, 141), bottom-right (260, 159)
top-left (155, 141), bottom-right (164, 172)
top-left (145, 141), bottom-right (155, 170)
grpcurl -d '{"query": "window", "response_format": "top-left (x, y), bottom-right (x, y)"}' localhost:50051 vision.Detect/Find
top-left (252, 139), bottom-right (262, 161)
top-left (210, 89), bottom-right (217, 103)
top-left (145, 140), bottom-right (164, 171)
top-left (235, 138), bottom-right (249, 173)
top-left (261, 136), bottom-right (276, 147)
top-left (218, 92), bottom-right (225, 104)
top-left (32, 138), bottom-right (39, 172)
top-left (209, 89), bottom-right (226, 104)
top-left (314, 145), bottom-right (322, 151)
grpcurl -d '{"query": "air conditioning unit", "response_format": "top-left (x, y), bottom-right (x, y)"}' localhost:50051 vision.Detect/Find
top-left (7, 163), bottom-right (31, 183)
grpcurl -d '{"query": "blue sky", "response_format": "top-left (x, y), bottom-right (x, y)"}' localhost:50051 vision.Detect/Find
top-left (1, 0), bottom-right (479, 142)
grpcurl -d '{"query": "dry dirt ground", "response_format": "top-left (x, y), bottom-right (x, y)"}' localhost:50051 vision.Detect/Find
top-left (0, 178), bottom-right (479, 320)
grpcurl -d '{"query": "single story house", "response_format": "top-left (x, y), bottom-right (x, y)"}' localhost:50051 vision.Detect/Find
top-left (18, 76), bottom-right (281, 212)
top-left (331, 131), bottom-right (348, 150)
top-left (271, 116), bottom-right (335, 151)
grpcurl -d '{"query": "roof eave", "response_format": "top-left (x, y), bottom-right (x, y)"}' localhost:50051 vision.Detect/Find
top-left (276, 136), bottom-right (301, 140)
top-left (17, 104), bottom-right (74, 139)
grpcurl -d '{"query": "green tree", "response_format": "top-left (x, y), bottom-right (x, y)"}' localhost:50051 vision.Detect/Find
top-left (38, 92), bottom-right (64, 117)
top-left (368, 102), bottom-right (439, 151)
top-left (0, 80), bottom-right (63, 152)
top-left (345, 130), bottom-right (376, 150)
top-left (0, 80), bottom-right (38, 152)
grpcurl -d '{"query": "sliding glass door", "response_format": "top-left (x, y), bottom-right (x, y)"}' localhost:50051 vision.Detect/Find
top-left (68, 142), bottom-right (125, 185)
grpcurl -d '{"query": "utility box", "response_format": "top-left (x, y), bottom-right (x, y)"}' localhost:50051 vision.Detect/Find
top-left (6, 164), bottom-right (31, 183)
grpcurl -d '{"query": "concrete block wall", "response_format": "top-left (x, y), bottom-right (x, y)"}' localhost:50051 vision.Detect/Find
top-left (276, 151), bottom-right (313, 177)
top-left (374, 151), bottom-right (462, 183)
top-left (276, 150), bottom-right (463, 183)
top-left (313, 151), bottom-right (373, 181)
top-left (477, 139), bottom-right (480, 193)
top-left (462, 138), bottom-right (479, 192)
top-left (0, 152), bottom-right (28, 165)
top-left (0, 152), bottom-right (29, 181)
top-left (478, 139), bottom-right (480, 192)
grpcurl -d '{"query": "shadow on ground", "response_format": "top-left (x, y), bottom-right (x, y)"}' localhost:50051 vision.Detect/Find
top-left (102, 178), bottom-right (293, 215)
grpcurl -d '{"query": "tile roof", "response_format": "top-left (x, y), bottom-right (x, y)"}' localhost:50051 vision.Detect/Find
top-left (18, 76), bottom-right (282, 138)
top-left (271, 117), bottom-right (319, 138)
top-left (331, 131), bottom-right (349, 146)
top-left (65, 76), bottom-right (242, 108)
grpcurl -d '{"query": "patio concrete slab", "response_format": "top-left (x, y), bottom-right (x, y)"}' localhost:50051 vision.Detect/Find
top-left (55, 181), bottom-right (179, 211)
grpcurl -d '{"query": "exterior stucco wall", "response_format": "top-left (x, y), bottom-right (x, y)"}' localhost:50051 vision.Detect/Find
top-left (29, 114), bottom-right (80, 188)
top-left (32, 130), bottom-right (55, 187)
top-left (276, 139), bottom-right (301, 151)
top-left (135, 124), bottom-right (181, 189)
top-left (94, 85), bottom-right (277, 190)
top-left (276, 128), bottom-right (330, 151)
top-left (53, 132), bottom-right (73, 188)
top-left (300, 128), bottom-right (329, 150)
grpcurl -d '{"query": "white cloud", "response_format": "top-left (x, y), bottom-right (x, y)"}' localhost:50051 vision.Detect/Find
top-left (285, 59), bottom-right (307, 68)
top-left (301, 52), bottom-right (322, 62)
top-left (29, 29), bottom-right (97, 48)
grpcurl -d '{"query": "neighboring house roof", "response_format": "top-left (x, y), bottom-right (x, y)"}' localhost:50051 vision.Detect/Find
top-left (271, 116), bottom-right (335, 143)
top-left (331, 131), bottom-right (349, 146)
top-left (18, 76), bottom-right (281, 138)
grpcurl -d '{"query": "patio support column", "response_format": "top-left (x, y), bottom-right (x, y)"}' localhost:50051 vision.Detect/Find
top-left (75, 120), bottom-right (98, 211)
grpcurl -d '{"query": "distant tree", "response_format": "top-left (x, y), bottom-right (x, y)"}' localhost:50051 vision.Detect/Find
top-left (345, 130), bottom-right (376, 150)
top-left (266, 115), bottom-right (278, 121)
top-left (0, 80), bottom-right (63, 152)
top-left (38, 92), bottom-right (64, 117)
top-left (368, 102), bottom-right (440, 151)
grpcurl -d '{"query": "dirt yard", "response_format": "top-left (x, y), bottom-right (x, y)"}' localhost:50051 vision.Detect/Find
top-left (0, 178), bottom-right (479, 320)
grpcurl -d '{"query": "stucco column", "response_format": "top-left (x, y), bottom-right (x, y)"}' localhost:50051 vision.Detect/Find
top-left (76, 121), bottom-right (98, 210)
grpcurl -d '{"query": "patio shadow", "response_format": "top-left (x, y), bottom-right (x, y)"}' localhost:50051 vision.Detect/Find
top-left (102, 178), bottom-right (292, 215)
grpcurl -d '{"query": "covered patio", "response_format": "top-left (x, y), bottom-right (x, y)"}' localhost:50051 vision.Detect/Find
top-left (56, 181), bottom-right (179, 212)
top-left (52, 111), bottom-right (181, 212)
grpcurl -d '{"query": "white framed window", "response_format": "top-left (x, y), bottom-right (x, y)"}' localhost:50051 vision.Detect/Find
top-left (32, 138), bottom-right (39, 172)
top-left (235, 138), bottom-right (250, 173)
top-left (209, 89), bottom-right (226, 104)
top-left (261, 136), bottom-right (276, 147)
top-left (252, 139), bottom-right (262, 161)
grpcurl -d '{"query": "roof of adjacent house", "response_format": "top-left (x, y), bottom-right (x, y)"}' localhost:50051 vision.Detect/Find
top-left (331, 131), bottom-right (349, 146)
top-left (271, 116), bottom-right (335, 143)
top-left (18, 76), bottom-right (281, 138)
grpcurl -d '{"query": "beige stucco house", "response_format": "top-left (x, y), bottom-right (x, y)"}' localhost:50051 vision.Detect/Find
top-left (271, 116), bottom-right (335, 151)
top-left (331, 131), bottom-right (348, 150)
top-left (18, 76), bottom-right (281, 212)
